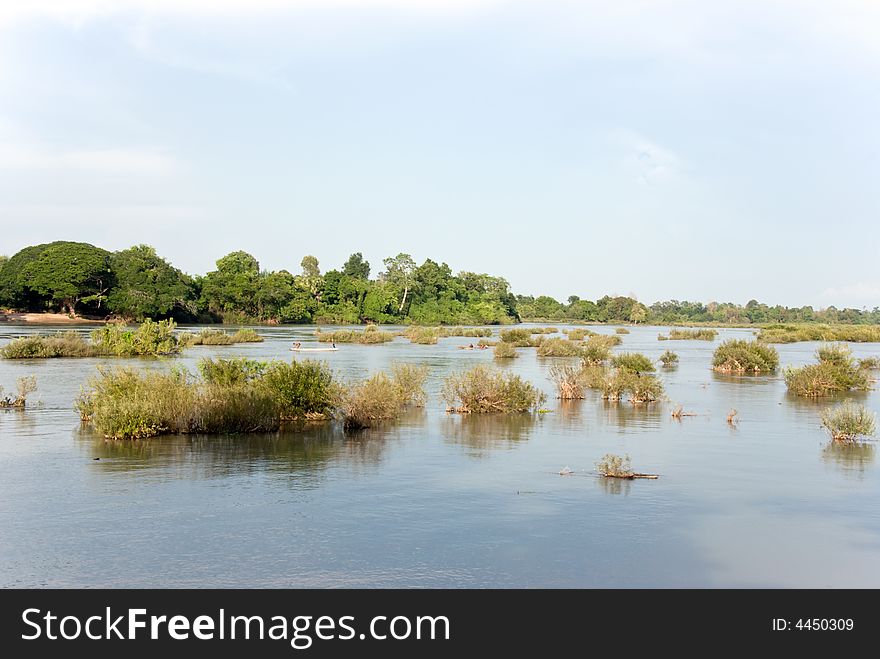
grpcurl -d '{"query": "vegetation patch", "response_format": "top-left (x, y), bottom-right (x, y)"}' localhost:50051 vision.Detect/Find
top-left (493, 341), bottom-right (518, 359)
top-left (0, 376), bottom-right (37, 408)
top-left (784, 344), bottom-right (872, 397)
top-left (659, 328), bottom-right (718, 341)
top-left (611, 352), bottom-right (655, 373)
top-left (821, 401), bottom-right (876, 442)
top-left (858, 356), bottom-right (880, 371)
top-left (536, 337), bottom-right (584, 357)
top-left (442, 365), bottom-right (546, 413)
top-left (2, 320), bottom-right (188, 358)
top-left (757, 324), bottom-right (880, 344)
top-left (712, 340), bottom-right (779, 374)
top-left (341, 364), bottom-right (428, 431)
top-left (76, 358), bottom-right (339, 439)
top-left (548, 364), bottom-right (586, 399)
top-left (530, 327), bottom-right (558, 334)
top-left (562, 328), bottom-right (593, 341)
top-left (595, 453), bottom-right (658, 479)
top-left (499, 328), bottom-right (532, 346)
top-left (614, 327), bottom-right (630, 334)
top-left (659, 350), bottom-right (679, 367)
top-left (316, 326), bottom-right (394, 344)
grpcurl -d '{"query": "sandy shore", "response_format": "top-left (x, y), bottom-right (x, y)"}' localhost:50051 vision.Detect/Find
top-left (0, 312), bottom-right (105, 325)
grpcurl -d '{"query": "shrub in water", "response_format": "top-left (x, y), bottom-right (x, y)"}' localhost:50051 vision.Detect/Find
top-left (531, 327), bottom-right (558, 334)
top-left (536, 337), bottom-right (584, 357)
top-left (581, 337), bottom-right (612, 365)
top-left (341, 365), bottom-right (427, 430)
top-left (614, 327), bottom-right (630, 335)
top-left (563, 328), bottom-right (593, 341)
top-left (784, 345), bottom-right (871, 397)
top-left (611, 352), bottom-right (655, 373)
top-left (261, 359), bottom-right (339, 420)
top-left (499, 328), bottom-right (532, 346)
top-left (0, 376), bottom-right (37, 408)
top-left (757, 324), bottom-right (880, 344)
top-left (659, 350), bottom-right (679, 367)
top-left (548, 364), bottom-right (586, 399)
top-left (821, 401), bottom-right (876, 442)
top-left (0, 332), bottom-right (95, 359)
top-left (665, 329), bottom-right (717, 341)
top-left (712, 340), bottom-right (779, 374)
top-left (494, 341), bottom-right (518, 359)
top-left (442, 365), bottom-right (546, 413)
top-left (596, 454), bottom-right (633, 477)
top-left (858, 356), bottom-right (880, 371)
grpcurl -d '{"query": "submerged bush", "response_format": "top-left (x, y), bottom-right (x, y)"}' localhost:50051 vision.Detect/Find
top-left (581, 336), bottom-right (613, 365)
top-left (231, 329), bottom-right (263, 343)
top-left (821, 402), bottom-right (876, 442)
top-left (758, 324), bottom-right (880, 344)
top-left (316, 327), bottom-right (394, 344)
top-left (341, 364), bottom-right (428, 430)
top-left (77, 358), bottom-right (339, 439)
top-left (494, 341), bottom-right (518, 359)
top-left (659, 350), bottom-right (679, 367)
top-left (536, 337), bottom-right (584, 357)
top-left (405, 326), bottom-right (439, 345)
top-left (784, 345), bottom-right (871, 397)
top-left (614, 327), bottom-right (630, 335)
top-left (499, 328), bottom-right (532, 346)
top-left (599, 368), bottom-right (663, 403)
top-left (531, 327), bottom-right (558, 334)
top-left (1, 332), bottom-right (95, 359)
top-left (596, 454), bottom-right (633, 477)
top-left (548, 364), bottom-right (586, 399)
top-left (611, 352), bottom-right (655, 373)
top-left (563, 328), bottom-right (593, 341)
top-left (0, 376), bottom-right (37, 408)
top-left (662, 328), bottom-right (718, 341)
top-left (712, 340), bottom-right (779, 374)
top-left (858, 356), bottom-right (880, 371)
top-left (442, 365), bottom-right (546, 413)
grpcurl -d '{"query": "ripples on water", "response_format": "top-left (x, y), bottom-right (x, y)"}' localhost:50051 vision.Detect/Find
top-left (1, 324), bottom-right (878, 587)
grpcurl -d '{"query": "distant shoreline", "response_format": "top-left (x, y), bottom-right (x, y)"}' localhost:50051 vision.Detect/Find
top-left (0, 312), bottom-right (104, 325)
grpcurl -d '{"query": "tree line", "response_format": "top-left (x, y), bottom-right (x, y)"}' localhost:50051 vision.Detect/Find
top-left (0, 241), bottom-right (877, 325)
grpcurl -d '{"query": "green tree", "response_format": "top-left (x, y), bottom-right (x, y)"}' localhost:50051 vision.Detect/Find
top-left (6, 241), bottom-right (113, 315)
top-left (200, 251), bottom-right (261, 317)
top-left (107, 245), bottom-right (195, 320)
top-left (342, 252), bottom-right (370, 280)
top-left (381, 253), bottom-right (417, 313)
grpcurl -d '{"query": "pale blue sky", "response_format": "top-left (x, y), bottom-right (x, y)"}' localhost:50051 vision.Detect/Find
top-left (1, 1), bottom-right (878, 308)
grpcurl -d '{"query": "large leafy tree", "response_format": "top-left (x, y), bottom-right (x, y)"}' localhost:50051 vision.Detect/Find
top-left (107, 245), bottom-right (195, 320)
top-left (381, 253), bottom-right (417, 313)
top-left (1, 241), bottom-right (113, 315)
top-left (342, 252), bottom-right (370, 280)
top-left (200, 251), bottom-right (262, 317)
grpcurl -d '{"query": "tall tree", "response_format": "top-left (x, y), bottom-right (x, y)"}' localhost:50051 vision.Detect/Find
top-left (107, 245), bottom-right (195, 320)
top-left (200, 251), bottom-right (261, 316)
top-left (342, 252), bottom-right (370, 280)
top-left (381, 253), bottom-right (417, 313)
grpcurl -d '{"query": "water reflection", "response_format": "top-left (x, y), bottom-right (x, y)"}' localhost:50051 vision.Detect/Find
top-left (596, 475), bottom-right (632, 496)
top-left (441, 413), bottom-right (539, 455)
top-left (822, 441), bottom-right (875, 476)
top-left (597, 400), bottom-right (664, 432)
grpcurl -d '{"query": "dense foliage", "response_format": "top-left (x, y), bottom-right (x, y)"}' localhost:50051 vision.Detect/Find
top-left (4, 241), bottom-right (880, 326)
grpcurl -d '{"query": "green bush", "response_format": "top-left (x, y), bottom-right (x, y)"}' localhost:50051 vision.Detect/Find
top-left (614, 327), bottom-right (630, 335)
top-left (231, 329), bottom-right (263, 343)
top-left (758, 324), bottom-right (880, 343)
top-left (784, 346), bottom-right (872, 397)
top-left (77, 358), bottom-right (341, 439)
top-left (611, 352), bottom-right (655, 373)
top-left (316, 328), bottom-right (394, 344)
top-left (499, 328), bottom-right (532, 346)
top-left (580, 336), bottom-right (613, 365)
top-left (531, 327), bottom-right (558, 334)
top-left (405, 326), bottom-right (439, 344)
top-left (659, 350), bottom-right (679, 367)
top-left (663, 328), bottom-right (717, 341)
top-left (494, 341), bottom-right (518, 359)
top-left (1, 332), bottom-right (96, 358)
top-left (712, 340), bottom-right (779, 374)
top-left (341, 364), bottom-right (427, 430)
top-left (563, 328), bottom-right (593, 341)
top-left (599, 367), bottom-right (663, 402)
top-left (442, 365), bottom-right (546, 413)
top-left (858, 356), bottom-right (880, 370)
top-left (536, 337), bottom-right (584, 357)
top-left (821, 401), bottom-right (876, 442)
top-left (596, 454), bottom-right (633, 477)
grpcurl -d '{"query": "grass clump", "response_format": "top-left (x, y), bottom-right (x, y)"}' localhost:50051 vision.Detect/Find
top-left (494, 341), bottom-right (518, 359)
top-left (660, 328), bottom-right (717, 341)
top-left (757, 324), bottom-right (880, 344)
top-left (478, 338), bottom-right (497, 347)
top-left (659, 350), bottom-right (679, 367)
top-left (531, 327), bottom-right (559, 334)
top-left (446, 327), bottom-right (492, 338)
top-left (76, 358), bottom-right (339, 439)
top-left (231, 329), bottom-right (263, 343)
top-left (316, 327), bottom-right (394, 344)
top-left (0, 376), bottom-right (37, 408)
top-left (821, 401), bottom-right (876, 442)
top-left (614, 327), bottom-right (630, 335)
top-left (442, 365), bottom-right (546, 413)
top-left (1, 332), bottom-right (95, 359)
top-left (784, 344), bottom-right (872, 397)
top-left (596, 454), bottom-right (633, 477)
top-left (563, 328), bottom-right (593, 341)
top-left (341, 364), bottom-right (428, 430)
top-left (611, 352), bottom-right (655, 373)
top-left (499, 328), bottom-right (532, 346)
top-left (405, 326), bottom-right (440, 345)
top-left (596, 366), bottom-right (663, 403)
top-left (581, 336), bottom-right (613, 365)
top-left (548, 364), bottom-right (586, 399)
top-left (858, 356), bottom-right (880, 371)
top-left (712, 340), bottom-right (779, 374)
top-left (536, 337), bottom-right (584, 357)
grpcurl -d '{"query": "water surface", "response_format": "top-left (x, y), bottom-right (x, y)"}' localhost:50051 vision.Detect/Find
top-left (1, 324), bottom-right (878, 587)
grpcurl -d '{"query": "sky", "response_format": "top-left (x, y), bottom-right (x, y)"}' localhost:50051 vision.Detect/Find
top-left (0, 0), bottom-right (878, 308)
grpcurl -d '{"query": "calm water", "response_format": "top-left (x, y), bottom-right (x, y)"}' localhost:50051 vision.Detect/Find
top-left (1, 324), bottom-right (879, 588)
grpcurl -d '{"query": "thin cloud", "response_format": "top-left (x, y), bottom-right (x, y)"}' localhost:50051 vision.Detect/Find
top-left (0, 144), bottom-right (180, 175)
